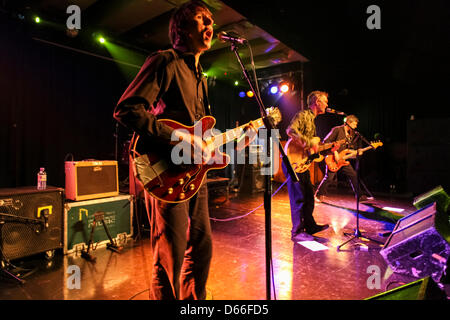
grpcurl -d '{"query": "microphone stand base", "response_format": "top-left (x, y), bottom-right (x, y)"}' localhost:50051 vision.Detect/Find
top-left (81, 250), bottom-right (97, 263)
top-left (337, 229), bottom-right (384, 251)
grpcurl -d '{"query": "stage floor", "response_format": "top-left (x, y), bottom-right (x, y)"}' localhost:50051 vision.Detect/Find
top-left (0, 186), bottom-right (448, 300)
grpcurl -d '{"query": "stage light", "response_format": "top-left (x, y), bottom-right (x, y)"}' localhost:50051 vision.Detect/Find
top-left (35, 16), bottom-right (41, 24)
top-left (98, 37), bottom-right (106, 44)
top-left (246, 90), bottom-right (254, 98)
top-left (234, 80), bottom-right (239, 86)
top-left (239, 91), bottom-right (246, 98)
top-left (279, 81), bottom-right (290, 93)
top-left (270, 85), bottom-right (278, 95)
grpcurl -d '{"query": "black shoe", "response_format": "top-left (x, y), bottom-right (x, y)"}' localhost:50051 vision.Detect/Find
top-left (359, 195), bottom-right (368, 202)
top-left (306, 224), bottom-right (329, 235)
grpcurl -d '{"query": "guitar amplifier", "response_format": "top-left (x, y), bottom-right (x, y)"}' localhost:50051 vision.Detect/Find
top-left (65, 161), bottom-right (119, 201)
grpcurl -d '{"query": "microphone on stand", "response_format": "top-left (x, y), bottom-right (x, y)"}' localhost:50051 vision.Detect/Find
top-left (326, 107), bottom-right (347, 116)
top-left (217, 31), bottom-right (247, 45)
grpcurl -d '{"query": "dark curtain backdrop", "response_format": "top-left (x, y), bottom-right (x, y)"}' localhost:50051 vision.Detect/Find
top-left (0, 15), bottom-right (134, 188)
top-left (0, 15), bottom-right (241, 190)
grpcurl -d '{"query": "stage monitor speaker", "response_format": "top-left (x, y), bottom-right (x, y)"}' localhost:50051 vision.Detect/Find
top-left (65, 160), bottom-right (119, 201)
top-left (380, 202), bottom-right (450, 282)
top-left (0, 186), bottom-right (64, 261)
top-left (413, 185), bottom-right (449, 214)
top-left (366, 276), bottom-right (446, 300)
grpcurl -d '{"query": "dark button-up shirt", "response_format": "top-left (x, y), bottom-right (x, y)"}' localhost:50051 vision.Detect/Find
top-left (114, 48), bottom-right (210, 143)
top-left (324, 125), bottom-right (361, 152)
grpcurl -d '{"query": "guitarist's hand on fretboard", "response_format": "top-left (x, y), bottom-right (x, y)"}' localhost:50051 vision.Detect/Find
top-left (334, 150), bottom-right (341, 162)
top-left (236, 120), bottom-right (258, 151)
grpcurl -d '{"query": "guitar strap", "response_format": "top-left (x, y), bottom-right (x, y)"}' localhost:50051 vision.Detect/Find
top-left (201, 77), bottom-right (212, 116)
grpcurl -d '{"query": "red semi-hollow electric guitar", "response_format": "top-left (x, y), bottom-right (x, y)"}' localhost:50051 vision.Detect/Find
top-left (130, 108), bottom-right (281, 203)
top-left (324, 141), bottom-right (383, 172)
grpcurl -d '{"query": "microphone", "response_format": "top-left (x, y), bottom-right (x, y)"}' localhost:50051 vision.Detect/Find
top-left (217, 31), bottom-right (247, 45)
top-left (326, 107), bottom-right (346, 116)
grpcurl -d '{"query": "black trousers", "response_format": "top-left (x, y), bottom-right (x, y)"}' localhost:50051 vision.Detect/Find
top-left (145, 184), bottom-right (212, 300)
top-left (282, 162), bottom-right (318, 237)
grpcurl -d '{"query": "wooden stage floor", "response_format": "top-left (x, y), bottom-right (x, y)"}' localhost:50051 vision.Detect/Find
top-left (0, 185), bottom-right (448, 301)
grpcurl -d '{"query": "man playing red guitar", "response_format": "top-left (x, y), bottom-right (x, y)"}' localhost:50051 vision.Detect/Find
top-left (314, 115), bottom-right (374, 202)
top-left (113, 1), bottom-right (258, 300)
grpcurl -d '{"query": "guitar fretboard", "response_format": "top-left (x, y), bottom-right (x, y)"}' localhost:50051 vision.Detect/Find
top-left (318, 138), bottom-right (346, 152)
top-left (207, 118), bottom-right (265, 148)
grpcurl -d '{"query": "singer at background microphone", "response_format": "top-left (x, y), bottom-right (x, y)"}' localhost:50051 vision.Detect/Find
top-left (217, 31), bottom-right (247, 45)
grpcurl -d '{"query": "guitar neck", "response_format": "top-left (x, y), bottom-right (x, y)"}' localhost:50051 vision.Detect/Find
top-left (342, 144), bottom-right (377, 160)
top-left (318, 138), bottom-right (346, 152)
top-left (359, 145), bottom-right (374, 153)
top-left (209, 118), bottom-right (264, 148)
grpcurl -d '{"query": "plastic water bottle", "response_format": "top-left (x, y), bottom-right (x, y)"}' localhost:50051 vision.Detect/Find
top-left (37, 167), bottom-right (47, 190)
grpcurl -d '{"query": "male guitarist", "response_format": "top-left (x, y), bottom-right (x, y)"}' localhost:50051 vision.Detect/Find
top-left (314, 115), bottom-right (373, 202)
top-left (113, 1), bottom-right (255, 300)
top-left (282, 91), bottom-right (330, 242)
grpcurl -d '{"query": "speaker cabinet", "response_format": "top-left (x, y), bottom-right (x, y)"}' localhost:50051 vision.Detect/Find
top-left (366, 277), bottom-right (446, 300)
top-left (380, 202), bottom-right (450, 282)
top-left (207, 177), bottom-right (230, 206)
top-left (237, 145), bottom-right (265, 194)
top-left (0, 186), bottom-right (64, 261)
top-left (238, 166), bottom-right (265, 194)
top-left (65, 161), bottom-right (119, 201)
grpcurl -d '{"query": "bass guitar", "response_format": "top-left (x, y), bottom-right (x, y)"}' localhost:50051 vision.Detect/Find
top-left (324, 141), bottom-right (383, 172)
top-left (285, 137), bottom-right (346, 173)
top-left (131, 107), bottom-right (281, 203)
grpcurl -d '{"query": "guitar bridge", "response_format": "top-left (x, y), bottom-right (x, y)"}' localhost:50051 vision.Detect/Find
top-left (134, 154), bottom-right (168, 187)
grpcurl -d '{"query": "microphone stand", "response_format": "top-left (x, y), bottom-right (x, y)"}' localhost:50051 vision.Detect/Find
top-left (337, 124), bottom-right (382, 250)
top-left (229, 42), bottom-right (299, 300)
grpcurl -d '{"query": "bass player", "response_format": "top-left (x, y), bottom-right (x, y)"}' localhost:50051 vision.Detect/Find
top-left (314, 114), bottom-right (374, 202)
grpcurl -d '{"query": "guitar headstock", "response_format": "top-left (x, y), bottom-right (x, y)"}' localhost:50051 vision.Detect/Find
top-left (265, 107), bottom-right (282, 126)
top-left (370, 141), bottom-right (383, 149)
